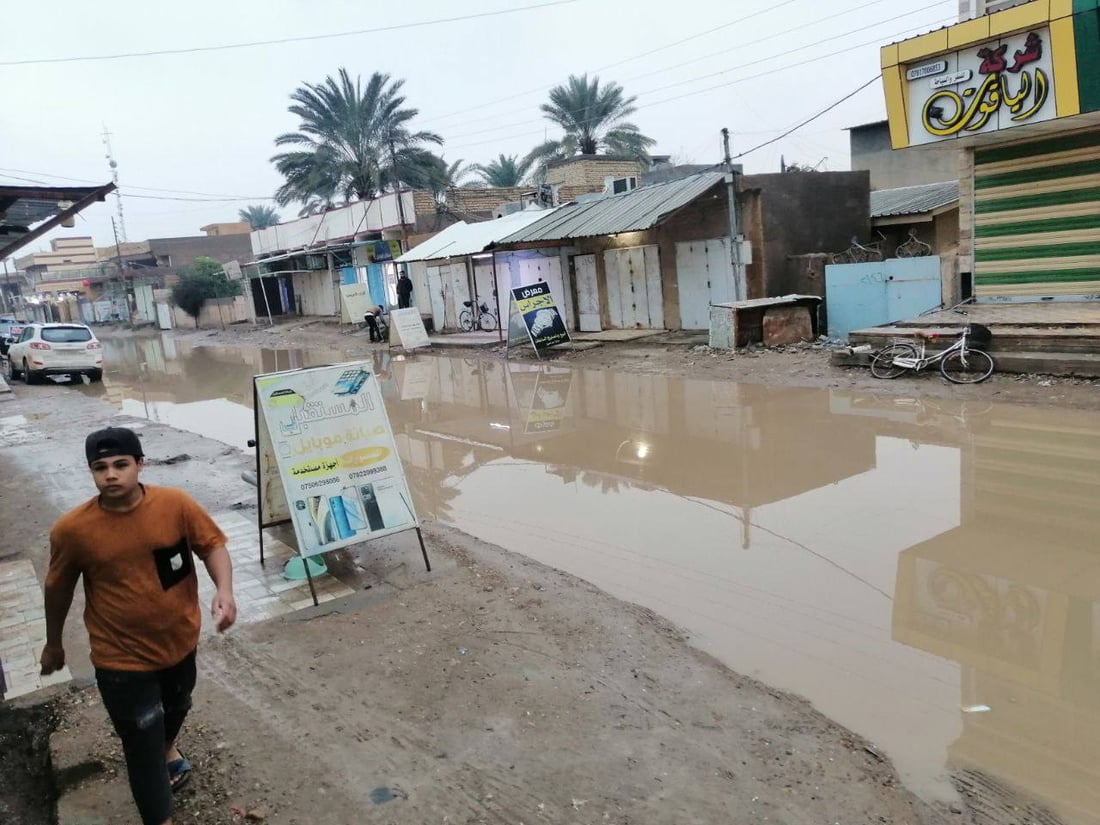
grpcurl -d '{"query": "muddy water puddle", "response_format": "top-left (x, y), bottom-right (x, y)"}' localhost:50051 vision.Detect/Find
top-left (95, 335), bottom-right (1100, 824)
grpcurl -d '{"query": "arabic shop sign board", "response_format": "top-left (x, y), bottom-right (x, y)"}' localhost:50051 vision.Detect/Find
top-left (906, 28), bottom-right (1056, 146)
top-left (507, 282), bottom-right (570, 356)
top-left (255, 362), bottom-right (418, 558)
top-left (339, 283), bottom-right (373, 325)
top-left (389, 307), bottom-right (431, 350)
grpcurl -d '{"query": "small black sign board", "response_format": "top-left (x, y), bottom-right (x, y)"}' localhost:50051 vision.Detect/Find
top-left (507, 282), bottom-right (570, 358)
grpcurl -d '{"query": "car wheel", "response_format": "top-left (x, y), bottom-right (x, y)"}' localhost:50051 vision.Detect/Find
top-left (88, 369), bottom-right (103, 383)
top-left (23, 360), bottom-right (40, 385)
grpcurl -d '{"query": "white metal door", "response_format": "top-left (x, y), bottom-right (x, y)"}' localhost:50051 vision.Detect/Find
top-left (447, 262), bottom-right (471, 330)
top-left (604, 246), bottom-right (662, 328)
top-left (676, 238), bottom-right (734, 330)
top-left (574, 254), bottom-right (600, 331)
top-left (643, 245), bottom-right (664, 329)
top-left (427, 266), bottom-right (447, 331)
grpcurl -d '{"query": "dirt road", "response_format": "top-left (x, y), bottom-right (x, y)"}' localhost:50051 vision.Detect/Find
top-left (2, 352), bottom-right (960, 824)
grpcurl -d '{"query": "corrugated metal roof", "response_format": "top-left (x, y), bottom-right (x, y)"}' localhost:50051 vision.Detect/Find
top-left (870, 181), bottom-right (958, 218)
top-left (396, 208), bottom-right (557, 263)
top-left (498, 172), bottom-right (726, 244)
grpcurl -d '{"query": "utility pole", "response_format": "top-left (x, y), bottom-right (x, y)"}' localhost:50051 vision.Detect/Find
top-left (111, 217), bottom-right (134, 329)
top-left (389, 138), bottom-right (410, 251)
top-left (722, 128), bottom-right (747, 303)
top-left (1, 258), bottom-right (11, 314)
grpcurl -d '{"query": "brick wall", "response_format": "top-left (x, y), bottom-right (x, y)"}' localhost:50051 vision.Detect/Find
top-left (545, 157), bottom-right (644, 190)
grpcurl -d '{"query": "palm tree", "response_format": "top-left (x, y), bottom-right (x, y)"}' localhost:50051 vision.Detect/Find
top-left (524, 74), bottom-right (656, 181)
top-left (271, 68), bottom-right (443, 208)
top-left (472, 154), bottom-right (533, 187)
top-left (238, 204), bottom-right (281, 229)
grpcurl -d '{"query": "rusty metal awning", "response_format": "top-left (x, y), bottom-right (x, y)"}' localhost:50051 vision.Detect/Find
top-left (0, 183), bottom-right (116, 260)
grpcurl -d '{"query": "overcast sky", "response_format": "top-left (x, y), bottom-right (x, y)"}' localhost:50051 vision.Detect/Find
top-left (3, 0), bottom-right (957, 258)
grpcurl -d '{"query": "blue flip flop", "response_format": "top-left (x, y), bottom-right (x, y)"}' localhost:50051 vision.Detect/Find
top-left (167, 754), bottom-right (192, 793)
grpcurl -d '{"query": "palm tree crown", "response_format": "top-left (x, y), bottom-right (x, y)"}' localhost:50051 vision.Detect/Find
top-left (472, 154), bottom-right (533, 187)
top-left (524, 74), bottom-right (655, 180)
top-left (271, 69), bottom-right (443, 208)
top-left (238, 204), bottom-right (281, 230)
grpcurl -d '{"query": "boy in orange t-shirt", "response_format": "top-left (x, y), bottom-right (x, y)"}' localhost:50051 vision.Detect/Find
top-left (41, 427), bottom-right (237, 825)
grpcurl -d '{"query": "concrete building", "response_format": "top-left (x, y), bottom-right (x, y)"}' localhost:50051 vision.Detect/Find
top-left (848, 121), bottom-right (959, 190)
top-left (398, 170), bottom-right (868, 334)
top-left (200, 221), bottom-right (251, 236)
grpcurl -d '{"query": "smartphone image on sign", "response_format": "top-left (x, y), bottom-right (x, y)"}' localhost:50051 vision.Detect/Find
top-left (358, 484), bottom-right (386, 531)
top-left (293, 499), bottom-right (324, 553)
top-left (334, 369), bottom-right (370, 396)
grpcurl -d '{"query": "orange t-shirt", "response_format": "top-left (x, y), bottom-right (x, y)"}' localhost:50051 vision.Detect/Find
top-left (46, 485), bottom-right (227, 671)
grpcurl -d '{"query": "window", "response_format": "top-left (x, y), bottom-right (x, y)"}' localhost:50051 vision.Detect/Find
top-left (966, 0), bottom-right (1034, 17)
top-left (610, 177), bottom-right (638, 195)
top-left (41, 326), bottom-right (92, 343)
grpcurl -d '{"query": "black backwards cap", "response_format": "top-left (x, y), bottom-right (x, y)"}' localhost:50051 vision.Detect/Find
top-left (85, 427), bottom-right (144, 464)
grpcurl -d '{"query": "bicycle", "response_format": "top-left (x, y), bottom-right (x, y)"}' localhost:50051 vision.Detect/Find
top-left (459, 300), bottom-right (497, 332)
top-left (870, 323), bottom-right (995, 384)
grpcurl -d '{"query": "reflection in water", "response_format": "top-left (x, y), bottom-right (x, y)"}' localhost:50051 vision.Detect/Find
top-left (96, 333), bottom-right (1100, 823)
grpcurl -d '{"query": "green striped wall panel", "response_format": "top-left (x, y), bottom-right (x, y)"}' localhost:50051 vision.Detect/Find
top-left (974, 128), bottom-right (1100, 298)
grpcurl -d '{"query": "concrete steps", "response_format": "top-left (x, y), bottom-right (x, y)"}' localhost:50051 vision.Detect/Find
top-left (832, 346), bottom-right (1100, 377)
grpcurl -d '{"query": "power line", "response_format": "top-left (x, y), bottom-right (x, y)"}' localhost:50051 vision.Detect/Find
top-left (733, 76), bottom-right (880, 160)
top-left (0, 167), bottom-right (277, 200)
top-left (424, 0), bottom-right (803, 125)
top-left (0, 0), bottom-right (575, 66)
top-left (441, 2), bottom-right (950, 143)
top-left (445, 15), bottom-right (954, 152)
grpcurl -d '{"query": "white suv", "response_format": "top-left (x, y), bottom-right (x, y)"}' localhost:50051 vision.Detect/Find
top-left (6, 323), bottom-right (104, 384)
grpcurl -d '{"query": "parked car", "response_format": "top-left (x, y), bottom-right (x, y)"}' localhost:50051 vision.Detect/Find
top-left (0, 317), bottom-right (28, 356)
top-left (5, 323), bottom-right (104, 384)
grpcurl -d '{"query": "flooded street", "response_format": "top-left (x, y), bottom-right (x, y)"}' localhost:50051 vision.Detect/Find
top-left (95, 335), bottom-right (1100, 824)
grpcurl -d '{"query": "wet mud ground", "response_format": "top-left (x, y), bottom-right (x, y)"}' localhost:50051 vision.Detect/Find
top-left (3, 322), bottom-right (1097, 824)
top-left (0, 352), bottom-right (967, 824)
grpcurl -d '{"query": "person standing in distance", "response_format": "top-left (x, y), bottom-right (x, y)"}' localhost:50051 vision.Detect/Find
top-left (40, 426), bottom-right (237, 825)
top-left (396, 271), bottom-right (413, 309)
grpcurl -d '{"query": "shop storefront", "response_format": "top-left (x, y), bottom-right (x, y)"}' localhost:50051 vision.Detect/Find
top-left (882, 1), bottom-right (1100, 301)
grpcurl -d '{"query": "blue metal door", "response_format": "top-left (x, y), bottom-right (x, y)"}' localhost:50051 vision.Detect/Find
top-left (826, 257), bottom-right (941, 340)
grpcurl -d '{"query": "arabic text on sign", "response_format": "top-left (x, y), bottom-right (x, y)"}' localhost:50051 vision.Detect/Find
top-left (923, 68), bottom-right (1048, 136)
top-left (930, 70), bottom-right (972, 90)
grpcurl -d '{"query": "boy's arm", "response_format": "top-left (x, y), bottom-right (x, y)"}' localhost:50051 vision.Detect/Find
top-left (41, 538), bottom-right (80, 675)
top-left (202, 545), bottom-right (237, 633)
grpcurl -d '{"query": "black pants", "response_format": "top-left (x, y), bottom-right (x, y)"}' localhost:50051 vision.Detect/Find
top-left (366, 314), bottom-right (381, 341)
top-left (96, 650), bottom-right (197, 825)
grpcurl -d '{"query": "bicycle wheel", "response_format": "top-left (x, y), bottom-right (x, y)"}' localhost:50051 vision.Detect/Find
top-left (478, 311), bottom-right (497, 332)
top-left (458, 309), bottom-right (473, 332)
top-left (940, 348), bottom-right (994, 384)
top-left (870, 343), bottom-right (918, 379)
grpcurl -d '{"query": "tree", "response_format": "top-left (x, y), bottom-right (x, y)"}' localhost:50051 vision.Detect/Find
top-left (271, 68), bottom-right (443, 208)
top-left (524, 74), bottom-right (656, 180)
top-left (171, 257), bottom-right (242, 321)
top-left (472, 154), bottom-right (533, 187)
top-left (238, 204), bottom-right (281, 229)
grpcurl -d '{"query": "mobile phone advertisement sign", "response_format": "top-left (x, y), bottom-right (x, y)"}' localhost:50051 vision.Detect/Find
top-left (508, 282), bottom-right (570, 354)
top-left (254, 362), bottom-right (418, 558)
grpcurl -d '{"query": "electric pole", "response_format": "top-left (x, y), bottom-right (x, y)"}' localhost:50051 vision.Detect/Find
top-left (722, 128), bottom-right (747, 303)
top-left (103, 126), bottom-right (127, 242)
top-left (111, 217), bottom-right (133, 329)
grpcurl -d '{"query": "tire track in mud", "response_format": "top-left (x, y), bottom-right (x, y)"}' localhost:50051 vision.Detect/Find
top-left (199, 632), bottom-right (555, 823)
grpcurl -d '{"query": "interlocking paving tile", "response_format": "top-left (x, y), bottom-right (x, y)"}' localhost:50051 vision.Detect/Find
top-left (0, 559), bottom-right (71, 699)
